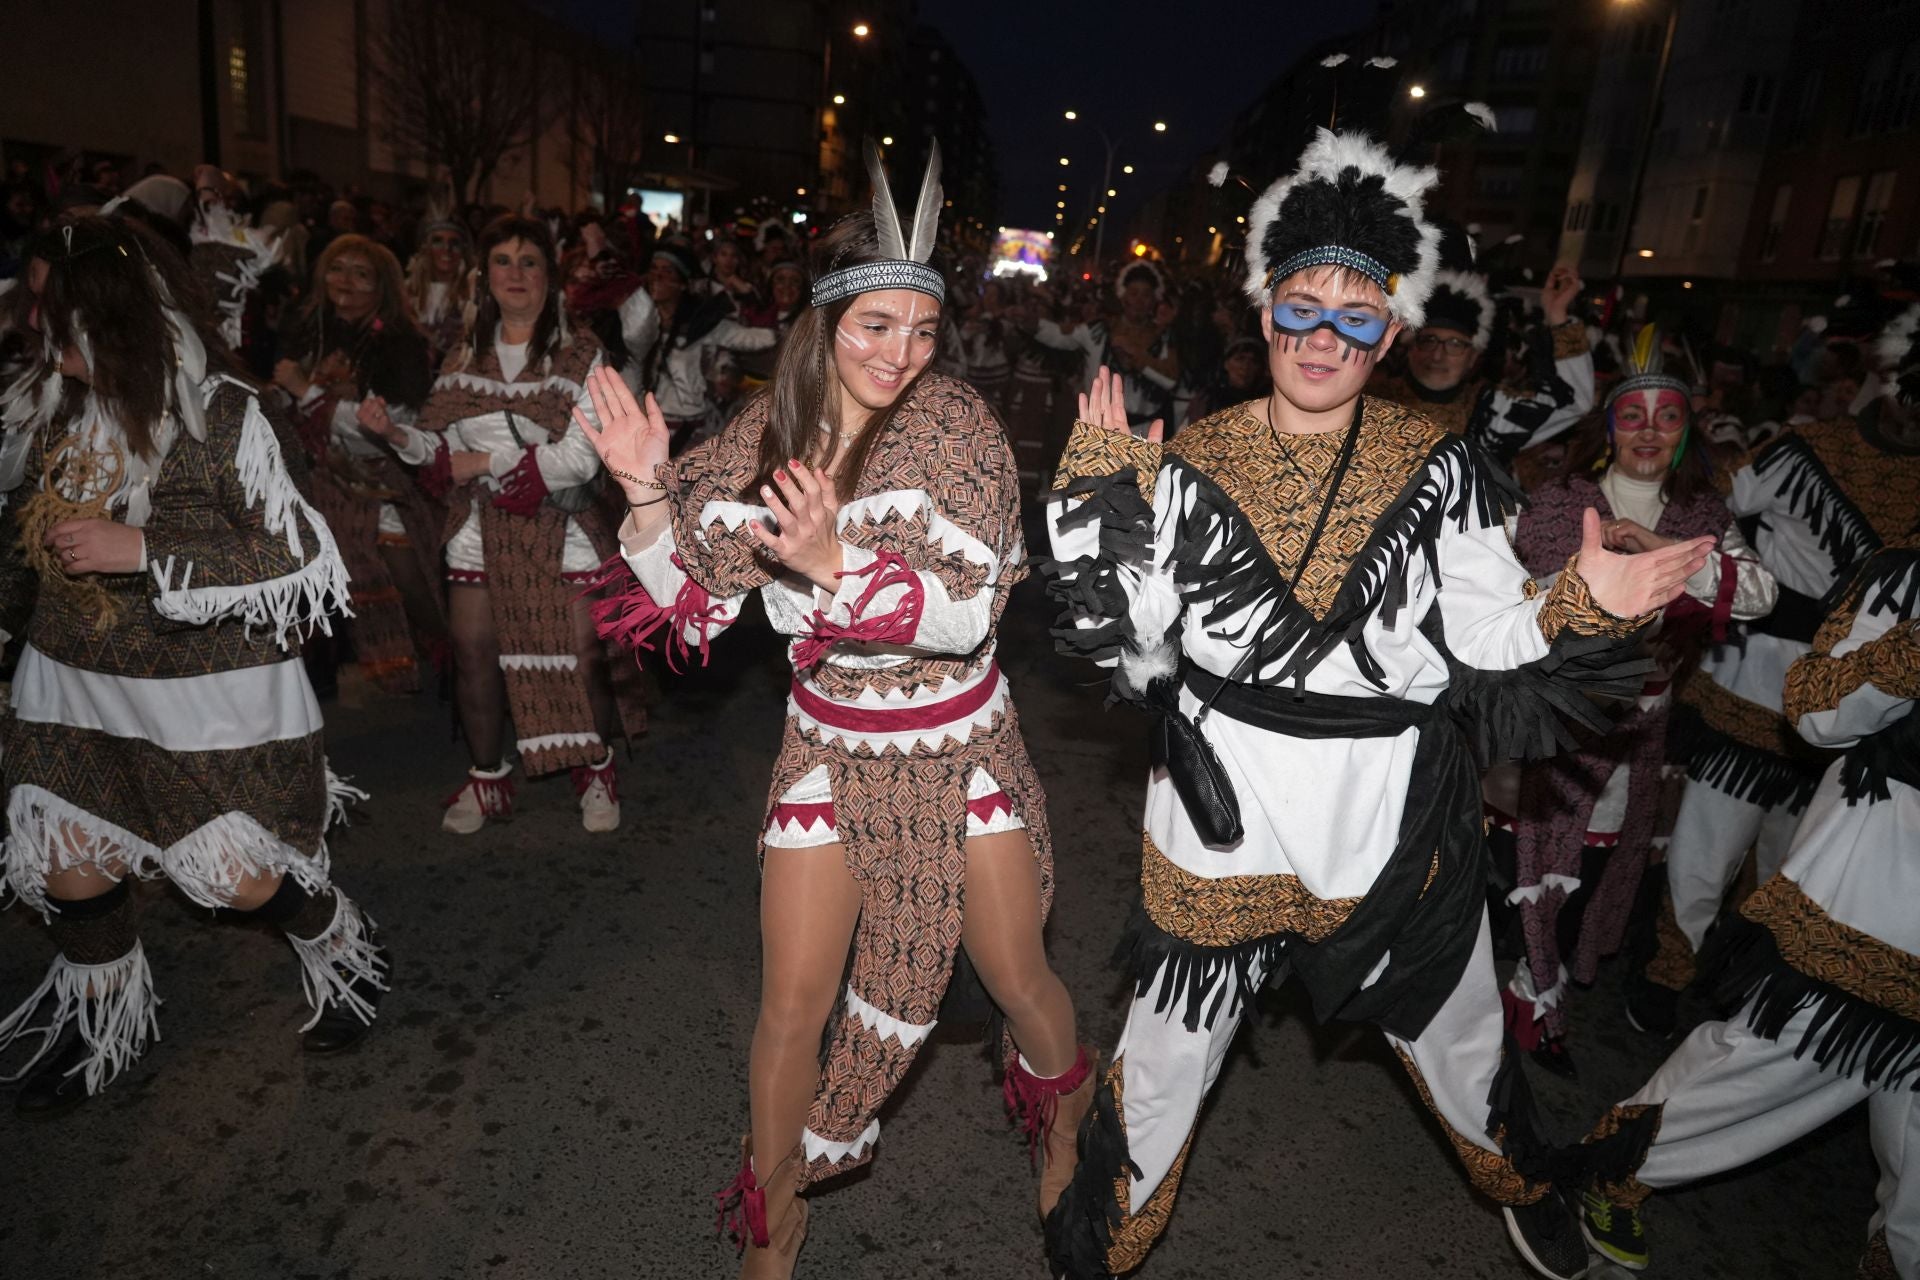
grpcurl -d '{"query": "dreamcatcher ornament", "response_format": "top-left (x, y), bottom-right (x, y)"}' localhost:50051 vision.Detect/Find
top-left (18, 431), bottom-right (129, 630)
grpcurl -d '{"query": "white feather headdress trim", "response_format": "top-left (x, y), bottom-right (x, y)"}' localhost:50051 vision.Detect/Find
top-left (1241, 129), bottom-right (1442, 330)
top-left (1875, 302), bottom-right (1920, 374)
top-left (1427, 268), bottom-right (1494, 350)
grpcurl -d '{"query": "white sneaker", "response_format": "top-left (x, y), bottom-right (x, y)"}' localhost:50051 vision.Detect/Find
top-left (443, 765), bottom-right (514, 834)
top-left (575, 754), bottom-right (620, 833)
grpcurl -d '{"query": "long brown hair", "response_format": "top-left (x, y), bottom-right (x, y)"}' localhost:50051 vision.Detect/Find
top-left (301, 233), bottom-right (412, 333)
top-left (21, 216), bottom-right (241, 460)
top-left (464, 214), bottom-right (563, 372)
top-left (1557, 406), bottom-right (1718, 508)
top-left (746, 214), bottom-right (942, 497)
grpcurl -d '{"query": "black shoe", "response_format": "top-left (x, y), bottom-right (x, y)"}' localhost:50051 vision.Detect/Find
top-left (15, 1025), bottom-right (99, 1120)
top-left (1531, 1035), bottom-right (1580, 1080)
top-left (1580, 1189), bottom-right (1649, 1270)
top-left (1503, 1190), bottom-right (1591, 1280)
top-left (301, 941), bottom-right (391, 1055)
top-left (1622, 974), bottom-right (1679, 1036)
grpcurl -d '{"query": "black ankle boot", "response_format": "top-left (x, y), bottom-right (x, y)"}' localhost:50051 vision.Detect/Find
top-left (301, 938), bottom-right (392, 1055)
top-left (15, 1024), bottom-right (99, 1119)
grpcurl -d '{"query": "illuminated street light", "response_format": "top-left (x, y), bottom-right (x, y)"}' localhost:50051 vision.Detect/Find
top-left (1153, 121), bottom-right (1167, 132)
top-left (663, 133), bottom-right (680, 143)
top-left (1107, 188), bottom-right (1116, 197)
top-left (1236, 215), bottom-right (1245, 224)
top-left (852, 22), bottom-right (870, 36)
top-left (796, 186), bottom-right (807, 196)
top-left (1059, 157), bottom-right (1070, 166)
top-left (1122, 164), bottom-right (1134, 174)
top-left (1058, 184), bottom-right (1067, 192)
top-left (1208, 225), bottom-right (1217, 234)
top-left (832, 94), bottom-right (846, 105)
top-left (1408, 84), bottom-right (1427, 99)
top-left (1057, 201), bottom-right (1066, 208)
top-left (1132, 244), bottom-right (1147, 257)
top-left (1064, 110), bottom-right (1077, 120)
top-left (1097, 205), bottom-right (1106, 213)
top-left (1637, 248), bottom-right (1655, 258)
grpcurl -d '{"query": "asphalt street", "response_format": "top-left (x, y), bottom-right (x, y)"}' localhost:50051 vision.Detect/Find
top-left (0, 569), bottom-right (1879, 1280)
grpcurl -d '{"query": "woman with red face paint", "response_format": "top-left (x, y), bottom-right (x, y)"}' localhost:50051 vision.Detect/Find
top-left (581, 144), bottom-right (1086, 1278)
top-left (1498, 326), bottom-right (1777, 1077)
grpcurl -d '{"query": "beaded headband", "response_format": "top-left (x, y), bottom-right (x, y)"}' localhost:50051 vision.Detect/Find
top-left (1264, 245), bottom-right (1397, 296)
top-left (810, 259), bottom-right (946, 307)
top-left (1604, 373), bottom-right (1692, 411)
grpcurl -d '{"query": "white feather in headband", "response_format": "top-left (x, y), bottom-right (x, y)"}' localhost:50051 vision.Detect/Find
top-left (1241, 129), bottom-right (1441, 330)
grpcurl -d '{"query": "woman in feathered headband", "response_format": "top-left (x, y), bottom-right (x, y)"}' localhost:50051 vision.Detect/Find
top-left (0, 216), bottom-right (387, 1115)
top-left (580, 143), bottom-right (1090, 1277)
top-left (1042, 126), bottom-right (1717, 1280)
top-left (1497, 325), bottom-right (1777, 1079)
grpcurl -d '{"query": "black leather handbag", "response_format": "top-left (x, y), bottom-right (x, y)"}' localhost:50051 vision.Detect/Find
top-left (1147, 402), bottom-right (1362, 847)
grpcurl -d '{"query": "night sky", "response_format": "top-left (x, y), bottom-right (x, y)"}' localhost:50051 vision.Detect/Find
top-left (555, 0), bottom-right (1381, 231)
top-left (928, 0), bottom-right (1381, 231)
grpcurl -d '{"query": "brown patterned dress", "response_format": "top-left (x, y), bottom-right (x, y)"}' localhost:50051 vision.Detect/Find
top-left (594, 372), bottom-right (1051, 1184)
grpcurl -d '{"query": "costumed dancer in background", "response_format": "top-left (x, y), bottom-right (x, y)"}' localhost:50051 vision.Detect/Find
top-left (1575, 531), bottom-right (1920, 1277)
top-left (635, 240), bottom-right (776, 455)
top-left (1500, 330), bottom-right (1777, 1076)
top-left (1646, 303), bottom-right (1920, 1034)
top-left (1369, 219), bottom-right (1595, 471)
top-left (0, 217), bottom-right (388, 1116)
top-left (1039, 128), bottom-right (1714, 1280)
top-left (187, 166), bottom-right (283, 364)
top-left (1031, 259), bottom-right (1179, 432)
top-left (275, 234), bottom-right (444, 695)
top-left (364, 215), bottom-right (640, 835)
top-left (404, 205), bottom-right (475, 364)
top-left (584, 143), bottom-right (1089, 1278)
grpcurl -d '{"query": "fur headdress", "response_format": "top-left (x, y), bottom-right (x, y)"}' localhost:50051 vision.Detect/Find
top-left (1875, 302), bottom-right (1920, 405)
top-left (1422, 221), bottom-right (1493, 350)
top-left (1242, 129), bottom-right (1442, 328)
top-left (811, 141), bottom-right (945, 307)
top-left (1115, 258), bottom-right (1164, 301)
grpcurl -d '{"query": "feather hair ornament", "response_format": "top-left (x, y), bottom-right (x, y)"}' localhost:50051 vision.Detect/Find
top-left (812, 140), bottom-right (947, 307)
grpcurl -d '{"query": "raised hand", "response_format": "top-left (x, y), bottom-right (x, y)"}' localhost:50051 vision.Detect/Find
top-left (575, 365), bottom-right (671, 504)
top-left (749, 462), bottom-right (844, 593)
top-left (1542, 264), bottom-right (1583, 326)
top-left (1078, 365), bottom-right (1163, 443)
top-left (357, 395), bottom-right (407, 447)
top-left (1575, 508), bottom-right (1713, 618)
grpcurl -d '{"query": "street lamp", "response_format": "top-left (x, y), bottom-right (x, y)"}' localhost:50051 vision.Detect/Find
top-left (1153, 121), bottom-right (1167, 132)
top-left (1064, 110), bottom-right (1077, 120)
top-left (1059, 157), bottom-right (1070, 166)
top-left (852, 22), bottom-right (869, 37)
top-left (663, 133), bottom-right (680, 144)
top-left (882, 135), bottom-right (894, 146)
top-left (1122, 164), bottom-right (1134, 174)
top-left (832, 94), bottom-right (846, 105)
top-left (1064, 119), bottom-right (1164, 262)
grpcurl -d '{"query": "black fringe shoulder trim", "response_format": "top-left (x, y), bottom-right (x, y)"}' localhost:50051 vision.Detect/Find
top-left (1166, 433), bottom-right (1524, 692)
top-left (1699, 914), bottom-right (1920, 1089)
top-left (1751, 433), bottom-right (1883, 572)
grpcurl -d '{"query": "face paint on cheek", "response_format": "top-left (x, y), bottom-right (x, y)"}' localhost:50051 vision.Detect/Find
top-left (834, 321), bottom-right (882, 361)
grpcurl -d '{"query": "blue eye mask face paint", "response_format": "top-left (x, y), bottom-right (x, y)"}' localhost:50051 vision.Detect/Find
top-left (1270, 303), bottom-right (1390, 361)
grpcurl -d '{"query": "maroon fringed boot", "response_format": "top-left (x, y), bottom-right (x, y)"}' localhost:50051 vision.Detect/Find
top-left (715, 1134), bottom-right (808, 1279)
top-left (1005, 1044), bottom-right (1096, 1220)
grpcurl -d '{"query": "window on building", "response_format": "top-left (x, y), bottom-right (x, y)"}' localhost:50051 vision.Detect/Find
top-left (1493, 106), bottom-right (1538, 136)
top-left (1854, 170), bottom-right (1897, 256)
top-left (1851, 48), bottom-right (1896, 136)
top-left (1760, 185), bottom-right (1791, 262)
top-left (1493, 42), bottom-right (1548, 80)
top-left (1818, 175), bottom-right (1862, 259)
